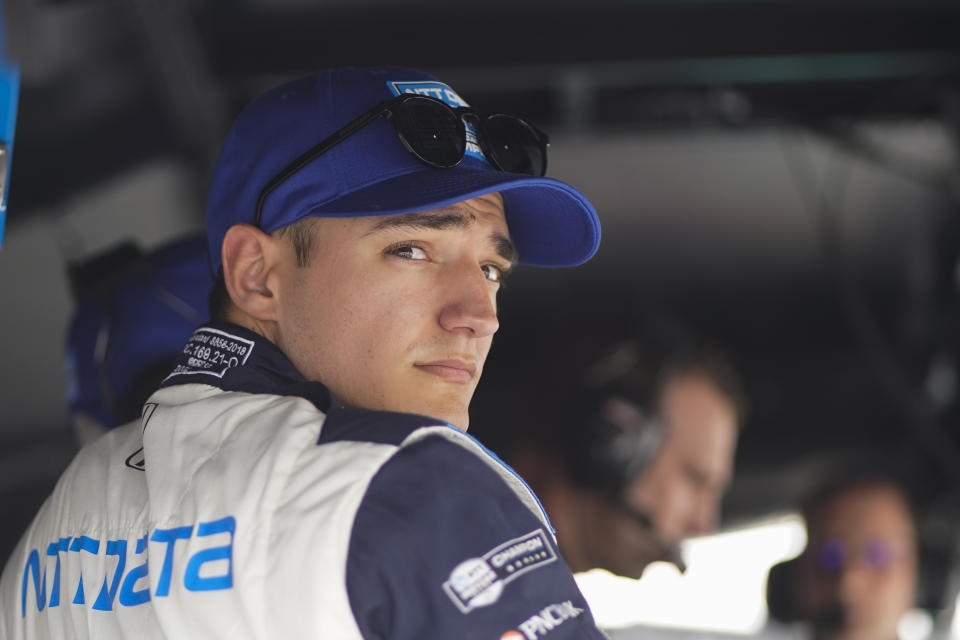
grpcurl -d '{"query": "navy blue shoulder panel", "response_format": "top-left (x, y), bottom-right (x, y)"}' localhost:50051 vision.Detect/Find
top-left (159, 322), bottom-right (332, 413)
top-left (318, 407), bottom-right (446, 446)
top-left (346, 434), bottom-right (606, 640)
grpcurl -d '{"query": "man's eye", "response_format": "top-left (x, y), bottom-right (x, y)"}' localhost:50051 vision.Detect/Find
top-left (389, 244), bottom-right (428, 260)
top-left (482, 264), bottom-right (507, 283)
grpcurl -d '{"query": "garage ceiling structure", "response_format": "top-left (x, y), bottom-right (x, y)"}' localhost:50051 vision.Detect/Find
top-left (11, 0), bottom-right (960, 212)
top-left (4, 0), bottom-right (960, 618)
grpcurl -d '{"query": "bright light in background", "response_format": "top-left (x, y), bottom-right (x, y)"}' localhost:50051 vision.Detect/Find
top-left (575, 513), bottom-right (806, 633)
top-left (899, 609), bottom-right (933, 640)
top-left (950, 587), bottom-right (960, 639)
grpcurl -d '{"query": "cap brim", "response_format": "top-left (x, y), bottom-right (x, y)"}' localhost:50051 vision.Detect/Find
top-left (286, 168), bottom-right (601, 267)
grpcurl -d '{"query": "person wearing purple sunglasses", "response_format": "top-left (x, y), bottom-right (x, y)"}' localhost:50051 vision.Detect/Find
top-left (791, 476), bottom-right (918, 640)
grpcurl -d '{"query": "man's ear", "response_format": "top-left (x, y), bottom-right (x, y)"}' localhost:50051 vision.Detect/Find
top-left (221, 223), bottom-right (281, 322)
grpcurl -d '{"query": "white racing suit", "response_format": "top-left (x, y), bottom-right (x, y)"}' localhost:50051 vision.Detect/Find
top-left (1, 322), bottom-right (607, 639)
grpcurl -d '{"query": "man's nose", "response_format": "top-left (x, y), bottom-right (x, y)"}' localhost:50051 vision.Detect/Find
top-left (837, 562), bottom-right (872, 604)
top-left (438, 264), bottom-right (499, 338)
top-left (688, 497), bottom-right (718, 537)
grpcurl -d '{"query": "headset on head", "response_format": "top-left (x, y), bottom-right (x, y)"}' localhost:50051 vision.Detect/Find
top-left (568, 340), bottom-right (668, 498)
top-left (558, 338), bottom-right (682, 568)
top-left (563, 330), bottom-right (743, 570)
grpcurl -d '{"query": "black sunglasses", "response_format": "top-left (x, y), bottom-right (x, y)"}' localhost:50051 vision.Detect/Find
top-left (254, 94), bottom-right (550, 227)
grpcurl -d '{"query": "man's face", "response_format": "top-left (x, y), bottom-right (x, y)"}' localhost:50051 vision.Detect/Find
top-left (586, 373), bottom-right (738, 578)
top-left (624, 373), bottom-right (739, 545)
top-left (796, 484), bottom-right (917, 640)
top-left (272, 193), bottom-right (514, 430)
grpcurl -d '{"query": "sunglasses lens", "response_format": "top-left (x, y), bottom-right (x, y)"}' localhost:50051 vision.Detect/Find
top-left (862, 539), bottom-right (896, 569)
top-left (817, 540), bottom-right (846, 573)
top-left (393, 97), bottom-right (465, 167)
top-left (483, 114), bottom-right (547, 176)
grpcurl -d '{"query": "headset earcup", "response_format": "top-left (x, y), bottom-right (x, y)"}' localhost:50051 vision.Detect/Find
top-left (567, 397), bottom-right (666, 496)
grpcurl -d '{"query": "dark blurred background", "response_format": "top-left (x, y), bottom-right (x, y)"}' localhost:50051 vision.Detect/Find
top-left (3, 0), bottom-right (960, 630)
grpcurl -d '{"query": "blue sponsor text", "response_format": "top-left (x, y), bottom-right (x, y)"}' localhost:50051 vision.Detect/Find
top-left (20, 515), bottom-right (235, 617)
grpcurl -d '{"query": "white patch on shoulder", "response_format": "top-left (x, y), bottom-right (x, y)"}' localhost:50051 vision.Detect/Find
top-left (442, 528), bottom-right (557, 613)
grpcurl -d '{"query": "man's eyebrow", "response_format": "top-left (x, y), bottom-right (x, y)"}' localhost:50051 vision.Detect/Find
top-left (366, 212), bottom-right (470, 233)
top-left (365, 212), bottom-right (519, 264)
top-left (491, 232), bottom-right (518, 265)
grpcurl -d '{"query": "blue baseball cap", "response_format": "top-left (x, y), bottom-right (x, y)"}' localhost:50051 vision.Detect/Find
top-left (66, 235), bottom-right (212, 435)
top-left (206, 66), bottom-right (601, 273)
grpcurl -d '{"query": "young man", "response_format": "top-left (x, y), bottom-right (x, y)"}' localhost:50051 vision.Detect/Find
top-left (0, 67), bottom-right (605, 638)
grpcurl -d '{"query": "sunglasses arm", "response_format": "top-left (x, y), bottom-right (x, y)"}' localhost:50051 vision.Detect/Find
top-left (253, 102), bottom-right (392, 227)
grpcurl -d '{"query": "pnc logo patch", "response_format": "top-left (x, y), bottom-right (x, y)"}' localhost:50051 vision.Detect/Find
top-left (504, 600), bottom-right (585, 639)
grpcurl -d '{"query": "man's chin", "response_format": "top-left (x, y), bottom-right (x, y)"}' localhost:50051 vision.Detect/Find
top-left (430, 387), bottom-right (475, 427)
top-left (422, 404), bottom-right (470, 431)
top-left (390, 396), bottom-right (471, 431)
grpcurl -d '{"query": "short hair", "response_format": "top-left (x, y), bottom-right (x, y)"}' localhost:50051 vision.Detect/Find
top-left (578, 336), bottom-right (747, 427)
top-left (277, 217), bottom-right (319, 268)
top-left (207, 218), bottom-right (319, 322)
top-left (802, 472), bottom-right (918, 533)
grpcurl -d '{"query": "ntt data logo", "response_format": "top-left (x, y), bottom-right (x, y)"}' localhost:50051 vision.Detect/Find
top-left (501, 600), bottom-right (585, 639)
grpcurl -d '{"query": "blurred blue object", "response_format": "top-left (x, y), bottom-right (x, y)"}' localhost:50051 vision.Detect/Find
top-left (0, 0), bottom-right (19, 246)
top-left (65, 234), bottom-right (212, 443)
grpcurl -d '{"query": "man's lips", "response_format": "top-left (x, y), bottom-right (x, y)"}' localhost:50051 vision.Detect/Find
top-left (414, 359), bottom-right (477, 383)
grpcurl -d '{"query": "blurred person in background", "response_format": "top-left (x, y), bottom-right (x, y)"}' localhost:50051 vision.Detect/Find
top-left (65, 234), bottom-right (211, 444)
top-left (505, 323), bottom-right (744, 579)
top-left (766, 475), bottom-right (918, 640)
